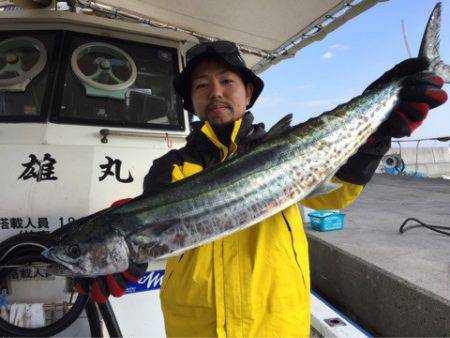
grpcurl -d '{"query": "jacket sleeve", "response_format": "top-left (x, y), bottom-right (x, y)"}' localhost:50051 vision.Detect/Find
top-left (300, 177), bottom-right (364, 210)
top-left (142, 150), bottom-right (183, 198)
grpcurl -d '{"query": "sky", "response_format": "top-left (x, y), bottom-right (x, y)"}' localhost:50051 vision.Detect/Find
top-left (251, 0), bottom-right (450, 147)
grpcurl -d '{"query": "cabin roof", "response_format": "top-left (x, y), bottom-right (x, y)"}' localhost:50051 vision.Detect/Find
top-left (96, 0), bottom-right (386, 72)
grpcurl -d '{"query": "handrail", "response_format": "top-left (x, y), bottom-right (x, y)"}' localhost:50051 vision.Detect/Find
top-left (99, 128), bottom-right (178, 146)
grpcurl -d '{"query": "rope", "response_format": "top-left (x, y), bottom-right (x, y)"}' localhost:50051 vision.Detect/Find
top-left (399, 218), bottom-right (450, 236)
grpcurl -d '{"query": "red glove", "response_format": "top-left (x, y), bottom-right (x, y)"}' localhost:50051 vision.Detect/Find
top-left (74, 198), bottom-right (147, 303)
top-left (365, 57), bottom-right (447, 140)
top-left (74, 262), bottom-right (148, 303)
top-left (336, 58), bottom-right (447, 186)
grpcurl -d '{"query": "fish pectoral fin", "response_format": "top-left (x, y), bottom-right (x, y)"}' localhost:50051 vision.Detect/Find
top-left (263, 114), bottom-right (293, 141)
top-left (305, 179), bottom-right (342, 199)
top-left (127, 228), bottom-right (175, 262)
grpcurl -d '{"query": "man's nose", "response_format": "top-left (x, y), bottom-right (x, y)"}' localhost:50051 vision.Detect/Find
top-left (208, 80), bottom-right (223, 99)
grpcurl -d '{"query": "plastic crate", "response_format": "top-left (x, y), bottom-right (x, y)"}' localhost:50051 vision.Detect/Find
top-left (308, 210), bottom-right (345, 232)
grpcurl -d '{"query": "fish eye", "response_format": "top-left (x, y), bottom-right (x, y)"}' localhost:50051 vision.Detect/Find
top-left (67, 244), bottom-right (81, 258)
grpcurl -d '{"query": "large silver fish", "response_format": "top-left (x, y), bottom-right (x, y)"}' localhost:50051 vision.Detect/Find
top-left (43, 3), bottom-right (449, 277)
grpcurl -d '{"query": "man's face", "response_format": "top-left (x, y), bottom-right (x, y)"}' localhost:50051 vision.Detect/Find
top-left (190, 59), bottom-right (253, 127)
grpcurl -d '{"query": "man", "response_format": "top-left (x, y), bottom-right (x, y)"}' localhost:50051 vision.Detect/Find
top-left (78, 41), bottom-right (447, 337)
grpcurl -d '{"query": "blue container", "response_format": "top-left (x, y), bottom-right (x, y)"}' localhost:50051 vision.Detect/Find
top-left (308, 210), bottom-right (345, 232)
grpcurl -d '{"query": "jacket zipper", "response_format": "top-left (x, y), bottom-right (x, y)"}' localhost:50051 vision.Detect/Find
top-left (281, 211), bottom-right (307, 289)
top-left (161, 253), bottom-right (184, 292)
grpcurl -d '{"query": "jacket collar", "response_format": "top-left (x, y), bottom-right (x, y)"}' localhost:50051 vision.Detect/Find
top-left (187, 112), bottom-right (256, 160)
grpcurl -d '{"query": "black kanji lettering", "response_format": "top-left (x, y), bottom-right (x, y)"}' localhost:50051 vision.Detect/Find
top-left (24, 218), bottom-right (37, 229)
top-left (9, 218), bottom-right (23, 229)
top-left (36, 269), bottom-right (46, 278)
top-left (9, 270), bottom-right (18, 280)
top-left (37, 217), bottom-right (49, 229)
top-left (99, 156), bottom-right (134, 183)
top-left (18, 154), bottom-right (57, 182)
top-left (0, 218), bottom-right (8, 229)
top-left (19, 268), bottom-right (33, 279)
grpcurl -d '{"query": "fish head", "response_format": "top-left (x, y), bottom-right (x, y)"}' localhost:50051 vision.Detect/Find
top-left (43, 231), bottom-right (130, 277)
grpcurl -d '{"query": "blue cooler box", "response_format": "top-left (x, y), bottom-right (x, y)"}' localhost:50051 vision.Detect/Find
top-left (308, 210), bottom-right (345, 231)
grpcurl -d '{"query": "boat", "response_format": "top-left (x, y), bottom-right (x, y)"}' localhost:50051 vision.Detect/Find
top-left (0, 1), bottom-right (438, 336)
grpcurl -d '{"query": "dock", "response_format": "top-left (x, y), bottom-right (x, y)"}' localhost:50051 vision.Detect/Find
top-left (306, 174), bottom-right (450, 336)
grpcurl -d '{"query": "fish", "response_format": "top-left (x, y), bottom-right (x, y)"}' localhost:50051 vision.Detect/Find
top-left (42, 2), bottom-right (449, 277)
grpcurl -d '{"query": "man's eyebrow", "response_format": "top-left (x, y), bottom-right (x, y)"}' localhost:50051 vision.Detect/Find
top-left (192, 69), bottom-right (232, 81)
top-left (192, 74), bottom-right (209, 81)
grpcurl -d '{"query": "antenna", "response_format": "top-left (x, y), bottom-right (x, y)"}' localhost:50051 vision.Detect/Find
top-left (401, 20), bottom-right (413, 58)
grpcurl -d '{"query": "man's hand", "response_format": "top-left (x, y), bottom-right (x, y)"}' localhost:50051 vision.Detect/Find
top-left (74, 262), bottom-right (148, 303)
top-left (336, 57), bottom-right (447, 185)
top-left (365, 57), bottom-right (447, 139)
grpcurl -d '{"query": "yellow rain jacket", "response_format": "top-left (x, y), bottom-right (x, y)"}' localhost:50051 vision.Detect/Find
top-left (142, 113), bottom-right (363, 337)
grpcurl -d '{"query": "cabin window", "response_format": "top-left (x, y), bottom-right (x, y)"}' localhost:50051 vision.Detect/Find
top-left (0, 31), bottom-right (58, 122)
top-left (52, 32), bottom-right (184, 130)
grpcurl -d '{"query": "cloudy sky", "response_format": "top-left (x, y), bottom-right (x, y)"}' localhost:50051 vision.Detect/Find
top-left (251, 0), bottom-right (450, 147)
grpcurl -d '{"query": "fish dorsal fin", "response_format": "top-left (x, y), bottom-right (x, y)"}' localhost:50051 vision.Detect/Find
top-left (264, 114), bottom-right (293, 141)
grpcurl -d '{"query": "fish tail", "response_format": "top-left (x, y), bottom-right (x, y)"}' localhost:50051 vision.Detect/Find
top-left (419, 2), bottom-right (450, 83)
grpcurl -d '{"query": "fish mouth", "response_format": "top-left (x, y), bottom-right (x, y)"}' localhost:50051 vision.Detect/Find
top-left (45, 263), bottom-right (77, 277)
top-left (42, 248), bottom-right (86, 276)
